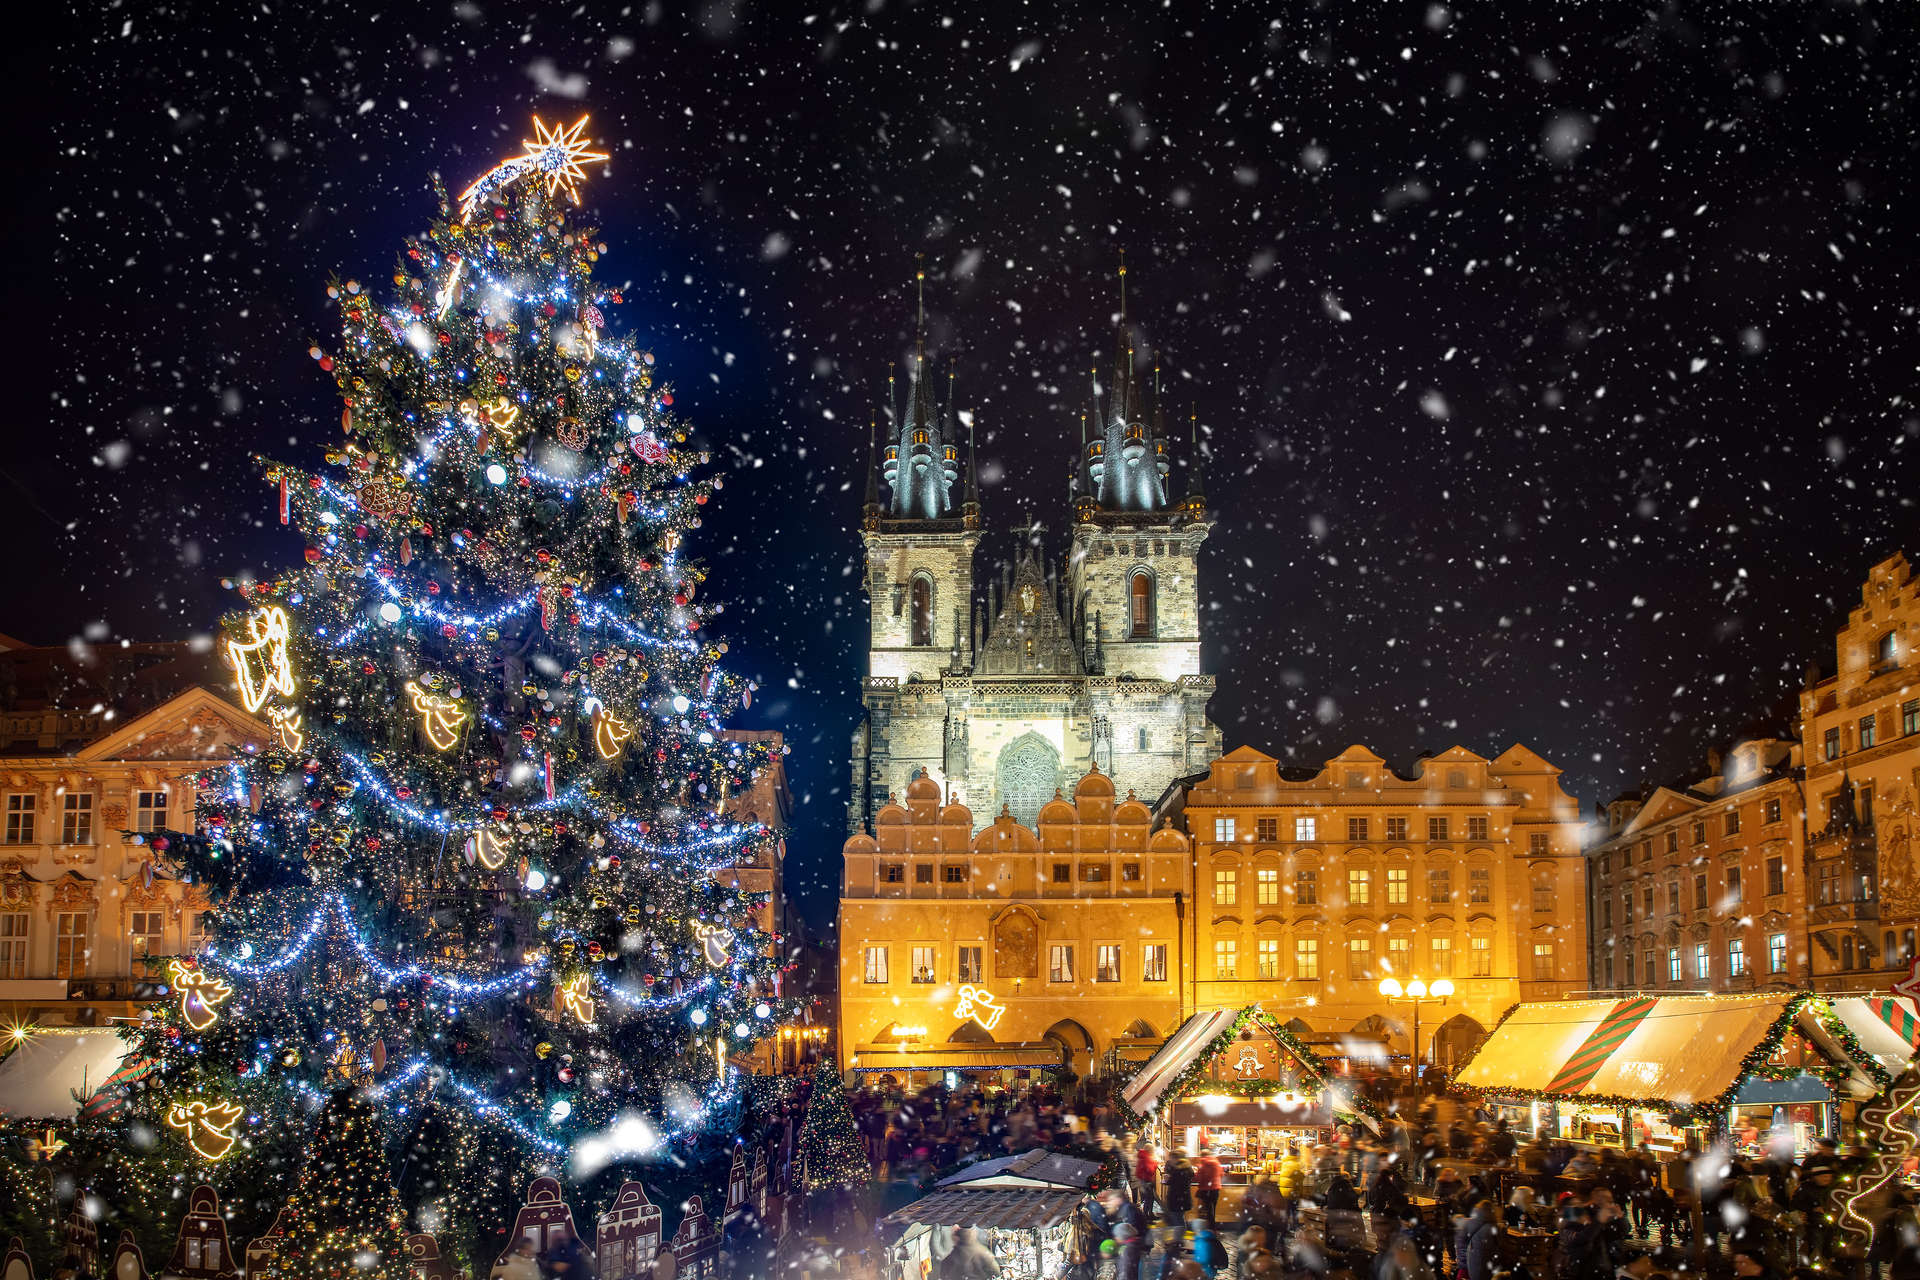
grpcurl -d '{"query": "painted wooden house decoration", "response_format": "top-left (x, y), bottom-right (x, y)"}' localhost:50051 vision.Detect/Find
top-left (109, 1231), bottom-right (149, 1280)
top-left (750, 1149), bottom-right (768, 1220)
top-left (496, 1177), bottom-right (583, 1266)
top-left (62, 1201), bottom-right (100, 1275)
top-left (723, 1148), bottom-right (750, 1227)
top-left (3, 1237), bottom-right (35, 1280)
top-left (243, 1210), bottom-right (287, 1280)
top-left (404, 1235), bottom-right (459, 1280)
top-left (669, 1196), bottom-right (718, 1280)
top-left (162, 1186), bottom-right (238, 1280)
top-left (593, 1182), bottom-right (662, 1280)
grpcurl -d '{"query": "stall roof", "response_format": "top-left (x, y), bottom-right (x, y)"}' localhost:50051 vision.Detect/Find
top-left (0, 1029), bottom-right (131, 1119)
top-left (1828, 996), bottom-right (1920, 1076)
top-left (852, 1044), bottom-right (1063, 1073)
top-left (882, 1187), bottom-right (1083, 1231)
top-left (1455, 995), bottom-right (1868, 1109)
top-left (1121, 1007), bottom-right (1239, 1115)
top-left (936, 1150), bottom-right (1101, 1192)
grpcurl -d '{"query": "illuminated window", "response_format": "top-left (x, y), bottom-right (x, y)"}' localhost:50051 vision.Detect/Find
top-left (1429, 936), bottom-right (1452, 975)
top-left (1347, 938), bottom-right (1372, 979)
top-left (910, 946), bottom-right (936, 984)
top-left (1768, 933), bottom-right (1787, 974)
top-left (1129, 571), bottom-right (1155, 638)
top-left (135, 791), bottom-right (168, 833)
top-left (3, 795), bottom-right (33, 845)
top-left (1214, 817), bottom-right (1237, 842)
top-left (1049, 944), bottom-right (1075, 983)
top-left (1294, 870), bottom-right (1318, 905)
top-left (61, 794), bottom-right (94, 845)
top-left (0, 913), bottom-right (25, 979)
top-left (1667, 947), bottom-right (1682, 982)
top-left (1693, 942), bottom-right (1710, 981)
top-left (1386, 868), bottom-right (1408, 904)
top-left (1728, 938), bottom-right (1747, 977)
top-left (1905, 699), bottom-right (1920, 737)
top-left (1823, 728), bottom-right (1841, 761)
top-left (1470, 935), bottom-right (1492, 977)
top-left (1295, 817), bottom-right (1318, 841)
top-left (1257, 939), bottom-right (1281, 979)
top-left (1531, 943), bottom-right (1554, 981)
top-left (1096, 945), bottom-right (1122, 983)
top-left (1861, 714), bottom-right (1877, 750)
top-left (130, 911), bottom-right (165, 961)
top-left (863, 947), bottom-right (889, 984)
top-left (1387, 936), bottom-right (1411, 973)
top-left (1214, 868), bottom-right (1238, 906)
top-left (1256, 868), bottom-right (1280, 905)
top-left (1213, 939), bottom-right (1238, 980)
top-left (957, 946), bottom-right (982, 983)
top-left (1143, 944), bottom-right (1168, 983)
top-left (1347, 869), bottom-right (1371, 905)
top-left (55, 912), bottom-right (88, 978)
top-left (1295, 939), bottom-right (1320, 980)
top-left (909, 574), bottom-right (933, 647)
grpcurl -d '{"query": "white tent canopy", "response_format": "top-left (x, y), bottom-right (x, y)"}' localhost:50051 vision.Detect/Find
top-left (0, 1029), bottom-right (132, 1118)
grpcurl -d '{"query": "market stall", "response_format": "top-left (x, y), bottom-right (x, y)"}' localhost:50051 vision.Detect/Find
top-left (1455, 994), bottom-right (1894, 1160)
top-left (1121, 1006), bottom-right (1376, 1185)
top-left (848, 1040), bottom-right (1064, 1092)
top-left (877, 1153), bottom-right (1101, 1280)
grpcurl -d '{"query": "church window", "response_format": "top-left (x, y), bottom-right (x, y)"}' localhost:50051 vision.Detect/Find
top-left (1129, 571), bottom-right (1155, 638)
top-left (908, 574), bottom-right (933, 647)
top-left (1138, 727), bottom-right (1151, 751)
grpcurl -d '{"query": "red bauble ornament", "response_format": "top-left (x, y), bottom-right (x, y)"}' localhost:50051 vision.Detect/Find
top-left (318, 356), bottom-right (334, 372)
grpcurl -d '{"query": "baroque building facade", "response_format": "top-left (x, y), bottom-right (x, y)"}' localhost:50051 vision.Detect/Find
top-left (1584, 552), bottom-right (1918, 998)
top-left (846, 272), bottom-right (1221, 834)
top-left (0, 638), bottom-right (267, 1027)
top-left (1166, 744), bottom-right (1588, 1071)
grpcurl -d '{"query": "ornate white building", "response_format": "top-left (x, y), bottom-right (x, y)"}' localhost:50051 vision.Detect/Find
top-left (847, 271), bottom-right (1221, 832)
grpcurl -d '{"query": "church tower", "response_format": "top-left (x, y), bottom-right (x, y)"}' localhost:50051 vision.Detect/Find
top-left (847, 263), bottom-right (981, 832)
top-left (1067, 261), bottom-right (1220, 776)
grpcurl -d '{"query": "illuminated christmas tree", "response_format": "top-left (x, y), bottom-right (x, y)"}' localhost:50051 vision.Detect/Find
top-left (119, 115), bottom-right (786, 1267)
top-left (278, 1087), bottom-right (406, 1278)
top-left (794, 1061), bottom-right (868, 1204)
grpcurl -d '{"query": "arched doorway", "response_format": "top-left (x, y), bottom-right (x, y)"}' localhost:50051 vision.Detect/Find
top-left (1347, 1014), bottom-right (1403, 1065)
top-left (1428, 1014), bottom-right (1486, 1072)
top-left (1120, 1018), bottom-right (1159, 1040)
top-left (1044, 1018), bottom-right (1095, 1081)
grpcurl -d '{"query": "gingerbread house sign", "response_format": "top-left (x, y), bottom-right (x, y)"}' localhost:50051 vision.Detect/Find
top-left (163, 1185), bottom-right (237, 1280)
top-left (496, 1177), bottom-right (582, 1267)
top-left (669, 1196), bottom-right (718, 1280)
top-left (109, 1230), bottom-right (149, 1280)
top-left (594, 1183), bottom-right (662, 1280)
top-left (722, 1148), bottom-right (750, 1226)
top-left (242, 1209), bottom-right (286, 1280)
top-left (404, 1235), bottom-right (458, 1280)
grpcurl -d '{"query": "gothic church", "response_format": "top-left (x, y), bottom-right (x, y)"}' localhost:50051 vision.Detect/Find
top-left (846, 270), bottom-right (1222, 833)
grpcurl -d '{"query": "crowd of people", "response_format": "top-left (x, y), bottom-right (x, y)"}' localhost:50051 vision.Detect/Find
top-left (854, 1079), bottom-right (1920, 1280)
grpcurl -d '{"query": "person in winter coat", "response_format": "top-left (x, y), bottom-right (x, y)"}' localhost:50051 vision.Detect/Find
top-left (1325, 1172), bottom-right (1362, 1212)
top-left (1135, 1142), bottom-right (1161, 1219)
top-left (1453, 1200), bottom-right (1501, 1280)
top-left (1367, 1163), bottom-right (1412, 1243)
top-left (1188, 1220), bottom-right (1226, 1280)
top-left (1373, 1234), bottom-right (1437, 1280)
top-left (1112, 1223), bottom-right (1147, 1280)
top-left (939, 1228), bottom-right (1001, 1280)
top-left (1194, 1148), bottom-right (1226, 1224)
top-left (1163, 1152), bottom-right (1196, 1226)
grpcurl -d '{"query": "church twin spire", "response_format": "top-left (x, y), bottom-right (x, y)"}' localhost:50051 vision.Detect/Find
top-left (866, 256), bottom-right (1203, 527)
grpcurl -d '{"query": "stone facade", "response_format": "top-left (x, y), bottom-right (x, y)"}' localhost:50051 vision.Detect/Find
top-left (847, 286), bottom-right (1221, 834)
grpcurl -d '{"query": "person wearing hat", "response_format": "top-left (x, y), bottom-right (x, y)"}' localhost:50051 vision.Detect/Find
top-left (1112, 1221), bottom-right (1146, 1280)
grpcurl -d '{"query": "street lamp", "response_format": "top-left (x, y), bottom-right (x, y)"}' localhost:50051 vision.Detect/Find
top-left (1377, 976), bottom-right (1455, 1086)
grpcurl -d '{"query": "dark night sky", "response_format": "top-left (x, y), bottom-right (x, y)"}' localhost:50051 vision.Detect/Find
top-left (9, 2), bottom-right (1917, 930)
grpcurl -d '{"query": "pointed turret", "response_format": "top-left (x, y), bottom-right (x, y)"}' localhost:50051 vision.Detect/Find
top-left (1085, 257), bottom-right (1171, 513)
top-left (879, 258), bottom-right (965, 522)
top-left (1182, 409), bottom-right (1209, 512)
top-left (862, 411), bottom-right (882, 524)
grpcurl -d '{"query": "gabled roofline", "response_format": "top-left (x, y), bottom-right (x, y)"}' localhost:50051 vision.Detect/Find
top-left (75, 685), bottom-right (269, 763)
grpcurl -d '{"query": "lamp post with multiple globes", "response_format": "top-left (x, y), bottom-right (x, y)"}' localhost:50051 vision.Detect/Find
top-left (1377, 976), bottom-right (1455, 1087)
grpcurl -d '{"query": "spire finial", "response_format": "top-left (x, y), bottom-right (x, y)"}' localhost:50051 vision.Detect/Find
top-left (914, 253), bottom-right (927, 353)
top-left (1118, 250), bottom-right (1128, 325)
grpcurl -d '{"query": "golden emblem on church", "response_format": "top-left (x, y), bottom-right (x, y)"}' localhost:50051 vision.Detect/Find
top-left (1018, 584), bottom-right (1037, 614)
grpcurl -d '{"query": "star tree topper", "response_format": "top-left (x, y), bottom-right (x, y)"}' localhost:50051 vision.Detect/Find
top-left (457, 115), bottom-right (610, 220)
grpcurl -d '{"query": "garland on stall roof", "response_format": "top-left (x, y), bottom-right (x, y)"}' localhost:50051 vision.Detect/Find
top-left (1453, 993), bottom-right (1890, 1122)
top-left (1117, 1006), bottom-right (1380, 1125)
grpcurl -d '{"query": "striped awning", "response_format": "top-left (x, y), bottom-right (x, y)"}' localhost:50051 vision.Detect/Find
top-left (1829, 995), bottom-right (1920, 1074)
top-left (881, 1186), bottom-right (1082, 1231)
top-left (1455, 996), bottom-right (1843, 1108)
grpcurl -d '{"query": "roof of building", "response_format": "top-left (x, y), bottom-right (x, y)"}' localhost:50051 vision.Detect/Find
top-left (0, 639), bottom-right (229, 756)
top-left (881, 1185), bottom-right (1084, 1231)
top-left (934, 1149), bottom-right (1103, 1192)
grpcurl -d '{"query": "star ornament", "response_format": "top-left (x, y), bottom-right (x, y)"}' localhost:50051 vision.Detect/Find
top-left (521, 115), bottom-right (609, 202)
